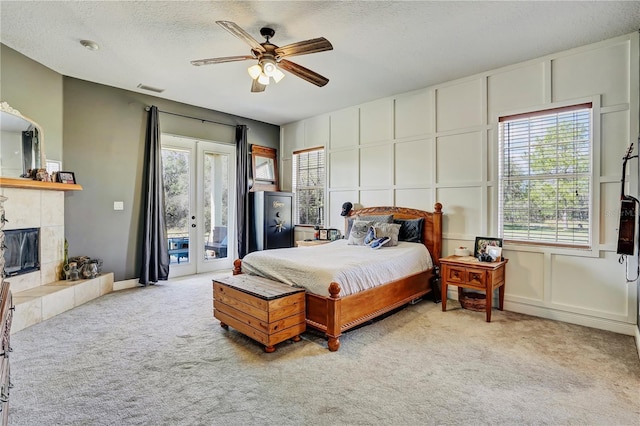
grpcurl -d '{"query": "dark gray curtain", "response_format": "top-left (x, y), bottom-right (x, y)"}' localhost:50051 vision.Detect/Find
top-left (139, 106), bottom-right (170, 285)
top-left (236, 125), bottom-right (249, 259)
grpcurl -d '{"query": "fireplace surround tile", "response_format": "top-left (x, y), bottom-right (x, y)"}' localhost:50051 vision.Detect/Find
top-left (40, 191), bottom-right (64, 227)
top-left (40, 225), bottom-right (64, 264)
top-left (3, 187), bottom-right (41, 229)
top-left (3, 187), bottom-right (65, 291)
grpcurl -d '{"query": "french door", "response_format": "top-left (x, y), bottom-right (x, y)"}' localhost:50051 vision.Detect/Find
top-left (161, 134), bottom-right (236, 277)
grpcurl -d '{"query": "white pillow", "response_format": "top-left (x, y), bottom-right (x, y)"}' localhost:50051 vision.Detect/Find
top-left (373, 223), bottom-right (401, 246)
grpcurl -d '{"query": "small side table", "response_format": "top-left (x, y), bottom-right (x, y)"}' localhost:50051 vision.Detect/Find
top-left (439, 255), bottom-right (508, 322)
top-left (296, 240), bottom-right (331, 247)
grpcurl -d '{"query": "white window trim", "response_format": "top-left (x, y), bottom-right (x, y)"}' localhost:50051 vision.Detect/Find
top-left (292, 147), bottom-right (326, 227)
top-left (494, 96), bottom-right (601, 258)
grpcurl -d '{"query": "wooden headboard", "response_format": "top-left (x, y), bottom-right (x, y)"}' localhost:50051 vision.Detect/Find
top-left (345, 203), bottom-right (443, 267)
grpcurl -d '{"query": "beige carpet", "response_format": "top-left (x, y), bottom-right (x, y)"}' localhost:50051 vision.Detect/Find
top-left (7, 272), bottom-right (640, 425)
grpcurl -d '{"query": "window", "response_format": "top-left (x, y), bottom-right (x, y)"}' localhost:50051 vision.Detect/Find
top-left (292, 147), bottom-right (325, 226)
top-left (498, 103), bottom-right (592, 248)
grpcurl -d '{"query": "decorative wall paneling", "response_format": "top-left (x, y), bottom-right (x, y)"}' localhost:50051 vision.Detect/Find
top-left (281, 32), bottom-right (639, 334)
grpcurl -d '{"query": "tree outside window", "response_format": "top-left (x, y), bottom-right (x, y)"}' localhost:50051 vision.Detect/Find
top-left (293, 148), bottom-right (325, 226)
top-left (499, 104), bottom-right (592, 247)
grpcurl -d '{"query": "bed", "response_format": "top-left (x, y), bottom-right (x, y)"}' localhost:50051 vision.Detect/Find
top-left (233, 204), bottom-right (443, 351)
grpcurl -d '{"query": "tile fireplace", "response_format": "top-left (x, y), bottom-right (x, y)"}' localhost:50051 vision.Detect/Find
top-left (4, 227), bottom-right (40, 277)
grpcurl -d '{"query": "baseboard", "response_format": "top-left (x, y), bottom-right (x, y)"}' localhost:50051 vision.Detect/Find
top-left (635, 326), bottom-right (640, 361)
top-left (503, 300), bottom-right (636, 335)
top-left (113, 278), bottom-right (139, 291)
top-left (446, 289), bottom-right (636, 336)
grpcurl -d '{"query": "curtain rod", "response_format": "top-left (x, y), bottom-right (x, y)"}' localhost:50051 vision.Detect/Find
top-left (144, 106), bottom-right (238, 128)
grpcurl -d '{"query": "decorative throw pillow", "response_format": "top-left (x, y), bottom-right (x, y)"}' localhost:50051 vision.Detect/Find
top-left (346, 214), bottom-right (393, 238)
top-left (394, 218), bottom-right (424, 243)
top-left (347, 220), bottom-right (376, 245)
top-left (372, 222), bottom-right (401, 246)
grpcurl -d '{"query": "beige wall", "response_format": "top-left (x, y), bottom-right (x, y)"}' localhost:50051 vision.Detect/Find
top-left (282, 32), bottom-right (640, 335)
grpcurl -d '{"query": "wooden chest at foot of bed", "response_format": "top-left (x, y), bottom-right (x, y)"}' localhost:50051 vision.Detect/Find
top-left (213, 275), bottom-right (306, 353)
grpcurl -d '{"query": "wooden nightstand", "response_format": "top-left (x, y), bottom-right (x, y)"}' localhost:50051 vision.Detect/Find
top-left (439, 255), bottom-right (508, 322)
top-left (296, 240), bottom-right (331, 247)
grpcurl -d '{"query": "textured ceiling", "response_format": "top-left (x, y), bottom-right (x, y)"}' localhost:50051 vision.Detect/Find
top-left (1, 1), bottom-right (639, 125)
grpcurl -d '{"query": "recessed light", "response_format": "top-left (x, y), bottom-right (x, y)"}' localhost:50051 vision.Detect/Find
top-left (80, 40), bottom-right (99, 51)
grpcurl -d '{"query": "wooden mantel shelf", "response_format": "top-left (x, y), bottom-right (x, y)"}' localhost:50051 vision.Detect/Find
top-left (0, 177), bottom-right (82, 191)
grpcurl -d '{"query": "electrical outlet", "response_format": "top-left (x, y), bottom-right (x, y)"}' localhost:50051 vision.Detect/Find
top-left (114, 201), bottom-right (124, 211)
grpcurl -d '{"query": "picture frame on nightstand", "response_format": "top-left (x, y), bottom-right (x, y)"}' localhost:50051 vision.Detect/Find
top-left (486, 246), bottom-right (503, 262)
top-left (319, 229), bottom-right (328, 240)
top-left (474, 236), bottom-right (503, 258)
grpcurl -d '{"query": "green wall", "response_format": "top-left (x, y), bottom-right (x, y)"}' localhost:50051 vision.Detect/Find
top-left (1, 44), bottom-right (280, 281)
top-left (0, 44), bottom-right (63, 162)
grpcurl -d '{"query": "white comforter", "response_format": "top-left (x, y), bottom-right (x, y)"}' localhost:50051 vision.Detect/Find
top-left (241, 240), bottom-right (433, 297)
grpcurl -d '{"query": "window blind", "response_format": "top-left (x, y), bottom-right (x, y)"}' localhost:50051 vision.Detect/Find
top-left (498, 104), bottom-right (592, 248)
top-left (292, 148), bottom-right (325, 226)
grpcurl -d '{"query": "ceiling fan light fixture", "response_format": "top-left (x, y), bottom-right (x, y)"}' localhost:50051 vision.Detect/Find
top-left (272, 68), bottom-right (285, 83)
top-left (257, 73), bottom-right (270, 85)
top-left (247, 64), bottom-right (262, 79)
top-left (261, 58), bottom-right (277, 77)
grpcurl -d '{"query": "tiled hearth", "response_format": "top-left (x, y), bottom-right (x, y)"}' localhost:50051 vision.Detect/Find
top-left (11, 273), bottom-right (114, 333)
top-left (0, 184), bottom-right (115, 334)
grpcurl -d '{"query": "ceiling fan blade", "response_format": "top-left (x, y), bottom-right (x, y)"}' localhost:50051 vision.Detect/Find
top-left (251, 79), bottom-right (267, 93)
top-left (216, 21), bottom-right (266, 53)
top-left (275, 37), bottom-right (333, 59)
top-left (191, 55), bottom-right (254, 66)
top-left (278, 59), bottom-right (329, 87)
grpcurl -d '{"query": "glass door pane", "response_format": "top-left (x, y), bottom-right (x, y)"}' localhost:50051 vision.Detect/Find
top-left (203, 151), bottom-right (229, 260)
top-left (162, 147), bottom-right (193, 268)
top-left (197, 140), bottom-right (235, 273)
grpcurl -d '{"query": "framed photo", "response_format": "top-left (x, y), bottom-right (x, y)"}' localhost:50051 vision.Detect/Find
top-left (57, 171), bottom-right (76, 184)
top-left (486, 246), bottom-right (503, 262)
top-left (327, 228), bottom-right (340, 241)
top-left (474, 236), bottom-right (503, 258)
top-left (319, 229), bottom-right (328, 240)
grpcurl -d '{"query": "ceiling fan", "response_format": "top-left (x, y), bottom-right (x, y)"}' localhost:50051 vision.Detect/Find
top-left (191, 21), bottom-right (333, 93)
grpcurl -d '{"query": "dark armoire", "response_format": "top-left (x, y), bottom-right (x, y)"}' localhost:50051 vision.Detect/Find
top-left (249, 191), bottom-right (294, 252)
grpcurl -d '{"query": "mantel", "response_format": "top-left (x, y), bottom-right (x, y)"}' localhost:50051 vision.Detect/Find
top-left (0, 177), bottom-right (83, 191)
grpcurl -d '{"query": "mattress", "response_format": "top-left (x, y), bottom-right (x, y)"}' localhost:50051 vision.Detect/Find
top-left (241, 239), bottom-right (433, 296)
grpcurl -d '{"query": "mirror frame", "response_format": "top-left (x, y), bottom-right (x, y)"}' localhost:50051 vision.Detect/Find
top-left (251, 145), bottom-right (278, 192)
top-left (0, 101), bottom-right (46, 178)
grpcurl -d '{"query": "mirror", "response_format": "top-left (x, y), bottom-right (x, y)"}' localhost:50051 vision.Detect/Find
top-left (0, 101), bottom-right (45, 177)
top-left (251, 145), bottom-right (278, 192)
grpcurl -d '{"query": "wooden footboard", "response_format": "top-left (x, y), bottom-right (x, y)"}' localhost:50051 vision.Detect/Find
top-left (234, 258), bottom-right (434, 352)
top-left (305, 269), bottom-right (434, 351)
top-left (233, 203), bottom-right (443, 352)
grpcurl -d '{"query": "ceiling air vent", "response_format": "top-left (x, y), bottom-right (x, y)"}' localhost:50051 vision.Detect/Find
top-left (137, 84), bottom-right (165, 93)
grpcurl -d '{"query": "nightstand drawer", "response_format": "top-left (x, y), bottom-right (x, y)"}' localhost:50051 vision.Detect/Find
top-left (443, 265), bottom-right (485, 288)
top-left (466, 268), bottom-right (486, 287)
top-left (444, 265), bottom-right (466, 283)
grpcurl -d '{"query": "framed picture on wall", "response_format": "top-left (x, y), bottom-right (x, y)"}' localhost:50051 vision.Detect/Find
top-left (57, 171), bottom-right (76, 184)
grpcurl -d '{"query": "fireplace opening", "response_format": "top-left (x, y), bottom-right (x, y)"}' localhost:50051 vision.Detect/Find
top-left (3, 227), bottom-right (40, 277)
